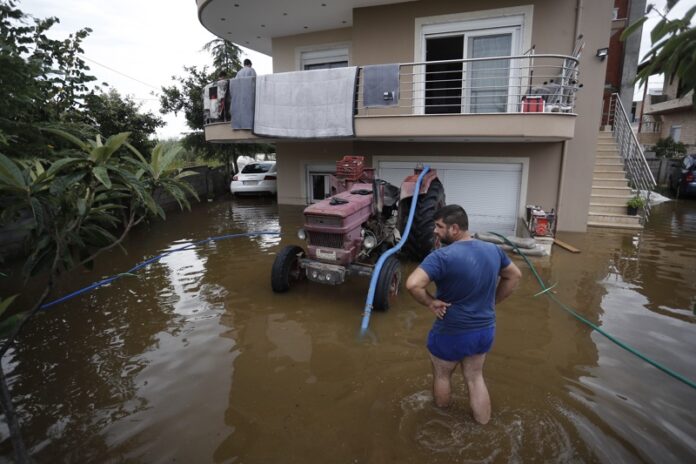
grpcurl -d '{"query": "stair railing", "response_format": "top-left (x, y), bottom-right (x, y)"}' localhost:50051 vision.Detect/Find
top-left (607, 93), bottom-right (656, 223)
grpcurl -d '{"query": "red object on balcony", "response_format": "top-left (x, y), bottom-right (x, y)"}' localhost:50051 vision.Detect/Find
top-left (522, 96), bottom-right (545, 113)
top-left (335, 156), bottom-right (365, 180)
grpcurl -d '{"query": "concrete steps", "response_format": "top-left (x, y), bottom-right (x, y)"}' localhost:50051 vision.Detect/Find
top-left (587, 131), bottom-right (643, 230)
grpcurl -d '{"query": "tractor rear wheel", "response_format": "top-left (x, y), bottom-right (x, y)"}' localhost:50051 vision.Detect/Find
top-left (271, 245), bottom-right (306, 293)
top-left (373, 255), bottom-right (401, 312)
top-left (398, 179), bottom-right (445, 261)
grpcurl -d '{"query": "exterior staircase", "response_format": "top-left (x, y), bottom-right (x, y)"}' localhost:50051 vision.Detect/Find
top-left (587, 131), bottom-right (642, 229)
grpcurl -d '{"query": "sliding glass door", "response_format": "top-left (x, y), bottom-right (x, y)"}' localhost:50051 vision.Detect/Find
top-left (424, 26), bottom-right (518, 114)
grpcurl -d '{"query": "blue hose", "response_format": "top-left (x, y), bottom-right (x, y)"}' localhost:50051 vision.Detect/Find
top-left (360, 166), bottom-right (431, 335)
top-left (39, 231), bottom-right (281, 311)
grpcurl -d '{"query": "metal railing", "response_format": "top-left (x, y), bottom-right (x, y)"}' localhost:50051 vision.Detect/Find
top-left (355, 54), bottom-right (580, 116)
top-left (607, 93), bottom-right (657, 223)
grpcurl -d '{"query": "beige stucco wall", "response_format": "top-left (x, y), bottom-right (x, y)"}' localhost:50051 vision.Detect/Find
top-left (558, 0), bottom-right (612, 231)
top-left (276, 141), bottom-right (562, 210)
top-left (270, 0), bottom-right (612, 232)
top-left (271, 28), bottom-right (353, 72)
top-left (276, 141), bottom-right (358, 204)
top-left (271, 1), bottom-right (580, 70)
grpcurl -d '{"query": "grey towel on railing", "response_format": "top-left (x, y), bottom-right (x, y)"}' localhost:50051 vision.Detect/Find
top-left (253, 67), bottom-right (358, 138)
top-left (230, 77), bottom-right (255, 130)
top-left (362, 64), bottom-right (400, 107)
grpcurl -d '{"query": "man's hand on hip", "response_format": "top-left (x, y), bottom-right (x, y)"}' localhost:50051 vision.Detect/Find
top-left (428, 299), bottom-right (451, 319)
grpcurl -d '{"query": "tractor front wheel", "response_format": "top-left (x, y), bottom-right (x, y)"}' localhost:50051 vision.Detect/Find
top-left (271, 245), bottom-right (306, 293)
top-left (398, 179), bottom-right (446, 261)
top-left (373, 255), bottom-right (401, 312)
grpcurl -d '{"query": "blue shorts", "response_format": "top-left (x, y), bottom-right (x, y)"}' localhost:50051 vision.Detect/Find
top-left (427, 327), bottom-right (495, 362)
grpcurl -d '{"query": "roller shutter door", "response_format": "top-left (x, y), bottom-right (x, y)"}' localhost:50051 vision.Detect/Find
top-left (378, 161), bottom-right (522, 236)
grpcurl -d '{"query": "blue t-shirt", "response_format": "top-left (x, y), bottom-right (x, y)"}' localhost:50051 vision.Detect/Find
top-left (419, 239), bottom-right (512, 334)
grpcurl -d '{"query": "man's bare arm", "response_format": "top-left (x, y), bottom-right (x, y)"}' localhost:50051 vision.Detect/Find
top-left (495, 262), bottom-right (522, 304)
top-left (406, 267), bottom-right (450, 319)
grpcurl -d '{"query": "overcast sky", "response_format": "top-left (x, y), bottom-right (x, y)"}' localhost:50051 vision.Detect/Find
top-left (20, 0), bottom-right (690, 138)
top-left (22, 0), bottom-right (273, 139)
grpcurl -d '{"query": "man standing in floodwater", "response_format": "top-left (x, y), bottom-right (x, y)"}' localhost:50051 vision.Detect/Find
top-left (406, 205), bottom-right (522, 424)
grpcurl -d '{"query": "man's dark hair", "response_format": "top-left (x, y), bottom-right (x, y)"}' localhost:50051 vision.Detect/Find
top-left (243, 59), bottom-right (252, 66)
top-left (434, 205), bottom-right (469, 231)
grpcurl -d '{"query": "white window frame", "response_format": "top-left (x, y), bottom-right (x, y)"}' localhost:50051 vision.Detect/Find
top-left (413, 6), bottom-right (533, 115)
top-left (305, 164), bottom-right (336, 204)
top-left (669, 125), bottom-right (682, 143)
top-left (295, 43), bottom-right (351, 71)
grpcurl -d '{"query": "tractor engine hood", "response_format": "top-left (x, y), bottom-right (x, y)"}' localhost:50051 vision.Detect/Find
top-left (303, 183), bottom-right (374, 234)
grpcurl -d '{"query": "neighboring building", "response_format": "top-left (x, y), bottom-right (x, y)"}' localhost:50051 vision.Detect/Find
top-left (601, 0), bottom-right (646, 124)
top-left (638, 76), bottom-right (695, 152)
top-left (197, 0), bottom-right (614, 233)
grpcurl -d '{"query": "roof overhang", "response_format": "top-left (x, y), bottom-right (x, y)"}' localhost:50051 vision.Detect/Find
top-left (197, 0), bottom-right (417, 55)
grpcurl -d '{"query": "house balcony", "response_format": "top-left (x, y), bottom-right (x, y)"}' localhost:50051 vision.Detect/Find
top-left (205, 54), bottom-right (579, 144)
top-left (644, 91), bottom-right (694, 116)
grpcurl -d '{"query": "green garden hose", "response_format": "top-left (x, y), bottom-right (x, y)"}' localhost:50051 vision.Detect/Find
top-left (488, 231), bottom-right (696, 391)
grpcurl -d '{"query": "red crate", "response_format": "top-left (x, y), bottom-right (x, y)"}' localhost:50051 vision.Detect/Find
top-left (522, 96), bottom-right (544, 113)
top-left (336, 156), bottom-right (365, 180)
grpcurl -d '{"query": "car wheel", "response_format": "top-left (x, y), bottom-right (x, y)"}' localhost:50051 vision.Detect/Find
top-left (271, 245), bottom-right (306, 293)
top-left (397, 179), bottom-right (446, 261)
top-left (373, 255), bottom-right (401, 312)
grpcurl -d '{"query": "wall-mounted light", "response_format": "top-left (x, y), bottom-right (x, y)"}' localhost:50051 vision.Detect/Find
top-left (596, 48), bottom-right (609, 60)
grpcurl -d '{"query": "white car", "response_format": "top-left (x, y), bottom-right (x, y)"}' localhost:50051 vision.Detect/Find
top-left (230, 161), bottom-right (278, 196)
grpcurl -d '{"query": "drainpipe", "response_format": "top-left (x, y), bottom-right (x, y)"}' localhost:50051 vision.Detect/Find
top-left (574, 0), bottom-right (584, 47)
top-left (638, 78), bottom-right (648, 133)
top-left (556, 141), bottom-right (568, 230)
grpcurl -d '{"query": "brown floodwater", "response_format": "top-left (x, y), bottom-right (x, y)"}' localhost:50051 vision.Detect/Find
top-left (0, 195), bottom-right (695, 463)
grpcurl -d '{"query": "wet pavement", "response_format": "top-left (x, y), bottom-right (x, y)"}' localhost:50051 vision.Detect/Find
top-left (0, 196), bottom-right (695, 462)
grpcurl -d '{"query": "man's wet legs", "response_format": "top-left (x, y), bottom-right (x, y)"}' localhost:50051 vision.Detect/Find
top-left (429, 353), bottom-right (458, 408)
top-left (462, 353), bottom-right (490, 424)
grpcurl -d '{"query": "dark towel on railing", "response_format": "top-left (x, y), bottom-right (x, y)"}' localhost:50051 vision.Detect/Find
top-left (362, 64), bottom-right (400, 107)
top-left (230, 77), bottom-right (255, 130)
top-left (253, 67), bottom-right (357, 138)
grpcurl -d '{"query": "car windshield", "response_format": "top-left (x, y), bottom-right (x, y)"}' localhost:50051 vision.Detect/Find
top-left (242, 163), bottom-right (274, 174)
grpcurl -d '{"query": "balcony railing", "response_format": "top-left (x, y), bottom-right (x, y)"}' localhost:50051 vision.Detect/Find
top-left (639, 117), bottom-right (662, 134)
top-left (355, 54), bottom-right (580, 116)
top-left (203, 53), bottom-right (580, 141)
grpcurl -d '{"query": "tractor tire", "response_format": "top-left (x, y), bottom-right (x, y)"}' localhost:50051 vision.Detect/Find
top-left (398, 179), bottom-right (446, 261)
top-left (271, 245), bottom-right (306, 293)
top-left (373, 255), bottom-right (401, 312)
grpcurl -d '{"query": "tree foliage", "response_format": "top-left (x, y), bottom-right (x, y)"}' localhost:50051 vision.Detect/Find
top-left (1, 1), bottom-right (163, 159)
top-left (622, 0), bottom-right (696, 104)
top-left (0, 129), bottom-right (198, 279)
top-left (652, 136), bottom-right (687, 158)
top-left (203, 38), bottom-right (242, 78)
top-left (159, 41), bottom-right (274, 172)
top-left (0, 0), bottom-right (97, 157)
top-left (82, 89), bottom-right (164, 155)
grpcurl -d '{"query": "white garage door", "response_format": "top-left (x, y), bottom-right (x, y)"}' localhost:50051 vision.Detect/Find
top-left (378, 161), bottom-right (523, 236)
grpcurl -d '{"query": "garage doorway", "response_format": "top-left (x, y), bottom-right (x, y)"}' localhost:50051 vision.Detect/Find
top-left (377, 160), bottom-right (524, 235)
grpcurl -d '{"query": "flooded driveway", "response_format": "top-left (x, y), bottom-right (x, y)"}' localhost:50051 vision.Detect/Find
top-left (1, 196), bottom-right (695, 462)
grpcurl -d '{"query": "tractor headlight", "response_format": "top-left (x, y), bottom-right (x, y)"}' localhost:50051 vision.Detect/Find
top-left (364, 235), bottom-right (377, 249)
top-left (297, 229), bottom-right (307, 240)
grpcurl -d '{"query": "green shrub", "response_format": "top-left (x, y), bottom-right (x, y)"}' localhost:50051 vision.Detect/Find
top-left (652, 137), bottom-right (687, 159)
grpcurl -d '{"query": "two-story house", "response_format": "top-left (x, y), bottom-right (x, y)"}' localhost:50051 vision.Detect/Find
top-left (197, 0), bottom-right (613, 234)
top-left (639, 76), bottom-right (695, 152)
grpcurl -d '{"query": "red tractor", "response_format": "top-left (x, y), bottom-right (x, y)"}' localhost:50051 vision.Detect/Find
top-left (271, 156), bottom-right (445, 311)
